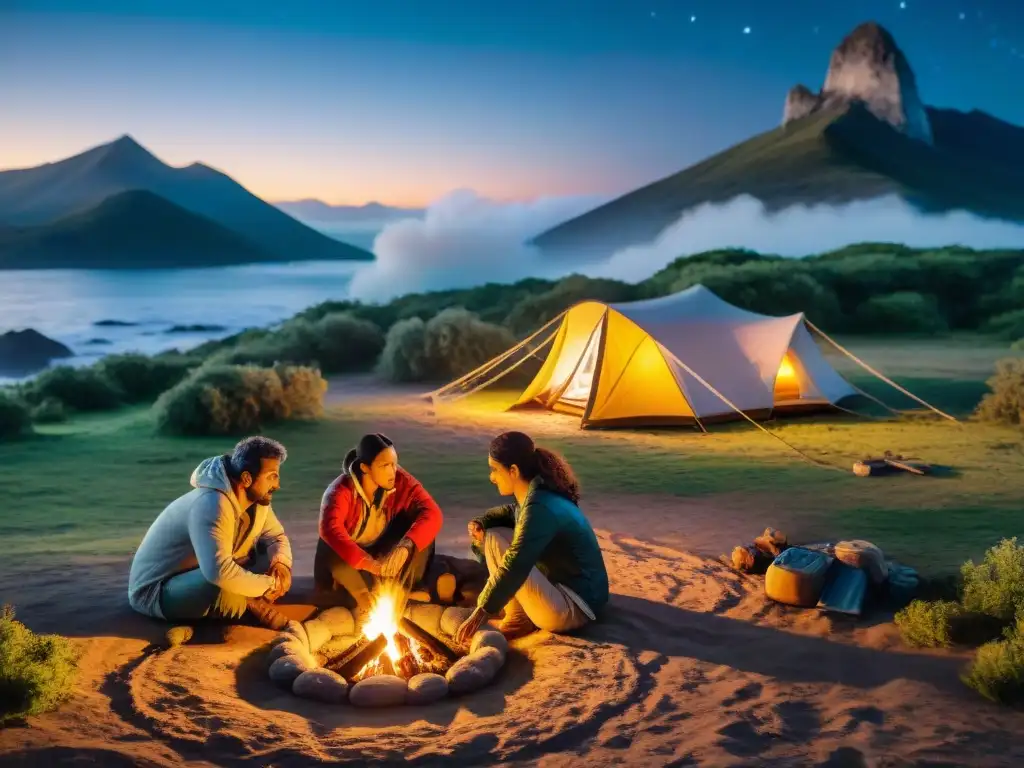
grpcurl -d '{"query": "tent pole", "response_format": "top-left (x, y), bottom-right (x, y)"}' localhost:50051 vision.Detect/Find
top-left (424, 311), bottom-right (568, 400)
top-left (804, 319), bottom-right (961, 424)
top-left (435, 327), bottom-right (560, 402)
top-left (542, 314), bottom-right (605, 408)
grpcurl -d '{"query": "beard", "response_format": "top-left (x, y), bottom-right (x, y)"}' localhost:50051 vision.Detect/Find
top-left (247, 487), bottom-right (274, 506)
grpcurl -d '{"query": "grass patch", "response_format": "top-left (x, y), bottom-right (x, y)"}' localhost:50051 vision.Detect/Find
top-left (0, 605), bottom-right (80, 723)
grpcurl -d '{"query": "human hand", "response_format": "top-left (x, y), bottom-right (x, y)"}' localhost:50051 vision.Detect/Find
top-left (267, 562), bottom-right (292, 600)
top-left (263, 569), bottom-right (285, 602)
top-left (454, 606), bottom-right (488, 647)
top-left (380, 543), bottom-right (412, 580)
top-left (468, 521), bottom-right (484, 546)
top-left (361, 557), bottom-right (382, 576)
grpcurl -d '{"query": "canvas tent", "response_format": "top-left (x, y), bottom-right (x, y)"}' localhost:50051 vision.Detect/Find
top-left (431, 284), bottom-right (868, 429)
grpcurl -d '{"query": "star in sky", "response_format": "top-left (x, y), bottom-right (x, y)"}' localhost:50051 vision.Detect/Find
top-left (743, 26), bottom-right (751, 34)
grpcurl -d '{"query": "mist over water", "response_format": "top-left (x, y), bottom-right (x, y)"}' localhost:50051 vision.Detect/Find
top-left (4, 191), bottom-right (1024, 383)
top-left (350, 192), bottom-right (1024, 302)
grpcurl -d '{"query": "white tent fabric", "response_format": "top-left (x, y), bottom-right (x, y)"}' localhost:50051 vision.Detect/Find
top-left (605, 285), bottom-right (858, 420)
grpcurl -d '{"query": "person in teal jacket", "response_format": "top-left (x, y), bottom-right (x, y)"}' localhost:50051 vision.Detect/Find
top-left (455, 431), bottom-right (609, 644)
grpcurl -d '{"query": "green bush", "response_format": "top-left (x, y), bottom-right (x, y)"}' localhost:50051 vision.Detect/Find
top-left (376, 317), bottom-right (429, 383)
top-left (376, 308), bottom-right (518, 384)
top-left (852, 291), bottom-right (948, 334)
top-left (19, 365), bottom-right (123, 412)
top-left (153, 363), bottom-right (326, 436)
top-left (504, 275), bottom-right (636, 336)
top-left (975, 358), bottom-right (1024, 426)
top-left (984, 309), bottom-right (1024, 341)
top-left (30, 397), bottom-right (67, 424)
top-left (423, 308), bottom-right (516, 381)
top-left (962, 618), bottom-right (1024, 705)
top-left (894, 599), bottom-right (964, 647)
top-left (0, 391), bottom-right (32, 440)
top-left (0, 605), bottom-right (80, 723)
top-left (220, 313), bottom-right (385, 374)
top-left (96, 353), bottom-right (197, 403)
top-left (961, 538), bottom-right (1024, 621)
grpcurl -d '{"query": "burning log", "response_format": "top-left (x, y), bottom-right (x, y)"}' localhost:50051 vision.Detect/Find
top-left (378, 654), bottom-right (396, 677)
top-left (331, 634), bottom-right (388, 679)
top-left (399, 617), bottom-right (460, 664)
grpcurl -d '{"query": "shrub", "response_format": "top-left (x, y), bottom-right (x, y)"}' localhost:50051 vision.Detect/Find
top-left (894, 599), bottom-right (964, 648)
top-left (153, 363), bottom-right (326, 436)
top-left (0, 391), bottom-right (32, 440)
top-left (96, 353), bottom-right (197, 403)
top-left (702, 265), bottom-right (845, 330)
top-left (423, 308), bottom-right (516, 381)
top-left (0, 605), bottom-right (80, 723)
top-left (376, 308), bottom-right (517, 384)
top-left (31, 397), bottom-right (68, 424)
top-left (19, 365), bottom-right (122, 412)
top-left (852, 291), bottom-right (948, 334)
top-left (504, 275), bottom-right (636, 336)
top-left (984, 309), bottom-right (1024, 341)
top-left (376, 317), bottom-right (429, 383)
top-left (962, 619), bottom-right (1024, 705)
top-left (975, 358), bottom-right (1024, 426)
top-left (961, 538), bottom-right (1024, 622)
top-left (221, 313), bottom-right (385, 374)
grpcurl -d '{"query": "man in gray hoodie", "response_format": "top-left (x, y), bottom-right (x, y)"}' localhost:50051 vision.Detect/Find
top-left (128, 436), bottom-right (294, 631)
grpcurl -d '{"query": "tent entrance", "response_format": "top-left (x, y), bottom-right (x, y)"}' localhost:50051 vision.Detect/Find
top-left (773, 351), bottom-right (802, 403)
top-left (555, 321), bottom-right (603, 411)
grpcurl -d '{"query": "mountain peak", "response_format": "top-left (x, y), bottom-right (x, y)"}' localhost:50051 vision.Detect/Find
top-left (782, 20), bottom-right (933, 144)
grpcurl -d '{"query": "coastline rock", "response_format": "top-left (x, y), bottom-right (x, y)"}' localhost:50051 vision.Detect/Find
top-left (0, 329), bottom-right (73, 375)
top-left (165, 323), bottom-right (227, 333)
top-left (781, 21), bottom-right (933, 144)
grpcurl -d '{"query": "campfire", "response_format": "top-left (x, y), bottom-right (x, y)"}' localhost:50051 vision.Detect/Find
top-left (323, 582), bottom-right (460, 682)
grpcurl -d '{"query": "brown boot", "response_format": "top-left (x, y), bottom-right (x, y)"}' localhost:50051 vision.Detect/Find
top-left (246, 598), bottom-right (289, 631)
top-left (498, 598), bottom-right (537, 640)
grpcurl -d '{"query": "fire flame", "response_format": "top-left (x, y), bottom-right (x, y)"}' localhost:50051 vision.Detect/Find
top-left (361, 580), bottom-right (405, 663)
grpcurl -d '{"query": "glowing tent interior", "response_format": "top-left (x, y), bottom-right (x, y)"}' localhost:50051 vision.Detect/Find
top-left (427, 284), bottom-right (954, 430)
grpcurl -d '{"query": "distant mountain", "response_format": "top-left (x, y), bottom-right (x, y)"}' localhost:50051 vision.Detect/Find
top-left (532, 21), bottom-right (1024, 260)
top-left (274, 199), bottom-right (424, 223)
top-left (0, 189), bottom-right (279, 269)
top-left (0, 136), bottom-right (374, 266)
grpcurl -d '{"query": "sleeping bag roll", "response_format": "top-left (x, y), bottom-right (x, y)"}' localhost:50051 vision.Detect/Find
top-left (765, 547), bottom-right (834, 607)
top-left (834, 540), bottom-right (888, 585)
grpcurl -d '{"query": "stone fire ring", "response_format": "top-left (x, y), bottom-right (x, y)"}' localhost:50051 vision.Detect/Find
top-left (265, 604), bottom-right (508, 707)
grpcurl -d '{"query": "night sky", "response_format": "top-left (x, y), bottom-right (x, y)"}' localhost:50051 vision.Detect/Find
top-left (1, 1), bottom-right (1021, 205)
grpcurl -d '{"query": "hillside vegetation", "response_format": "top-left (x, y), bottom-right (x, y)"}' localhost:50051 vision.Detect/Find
top-left (531, 103), bottom-right (1024, 258)
top-left (3, 243), bottom-right (1024, 438)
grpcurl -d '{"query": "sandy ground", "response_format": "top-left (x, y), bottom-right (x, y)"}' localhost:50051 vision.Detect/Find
top-left (3, 381), bottom-right (1024, 767)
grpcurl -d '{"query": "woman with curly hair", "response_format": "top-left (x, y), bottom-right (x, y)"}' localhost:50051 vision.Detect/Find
top-left (455, 431), bottom-right (609, 644)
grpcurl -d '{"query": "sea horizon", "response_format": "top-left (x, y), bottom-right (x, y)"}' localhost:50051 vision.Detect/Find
top-left (0, 260), bottom-right (369, 383)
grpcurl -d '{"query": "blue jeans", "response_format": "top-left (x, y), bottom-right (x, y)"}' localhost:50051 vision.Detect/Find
top-left (159, 551), bottom-right (272, 621)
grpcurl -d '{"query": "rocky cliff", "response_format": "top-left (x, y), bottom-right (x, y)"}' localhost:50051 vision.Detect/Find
top-left (782, 22), bottom-right (933, 144)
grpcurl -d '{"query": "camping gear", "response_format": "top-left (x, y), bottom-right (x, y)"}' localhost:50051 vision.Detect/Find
top-left (765, 547), bottom-right (834, 607)
top-left (834, 540), bottom-right (888, 585)
top-left (853, 451), bottom-right (932, 477)
top-left (885, 563), bottom-right (920, 608)
top-left (729, 527), bottom-right (789, 574)
top-left (816, 561), bottom-right (869, 616)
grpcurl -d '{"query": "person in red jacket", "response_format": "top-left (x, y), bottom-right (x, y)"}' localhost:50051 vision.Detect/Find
top-left (314, 433), bottom-right (443, 613)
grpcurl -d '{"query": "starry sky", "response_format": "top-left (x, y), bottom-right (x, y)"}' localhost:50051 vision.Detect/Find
top-left (0, 1), bottom-right (1021, 206)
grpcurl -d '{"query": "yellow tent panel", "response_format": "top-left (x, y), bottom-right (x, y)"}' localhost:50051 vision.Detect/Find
top-left (584, 310), bottom-right (695, 426)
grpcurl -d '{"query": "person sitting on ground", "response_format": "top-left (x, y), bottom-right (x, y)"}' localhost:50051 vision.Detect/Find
top-left (127, 436), bottom-right (294, 634)
top-left (454, 431), bottom-right (610, 645)
top-left (314, 433), bottom-right (445, 618)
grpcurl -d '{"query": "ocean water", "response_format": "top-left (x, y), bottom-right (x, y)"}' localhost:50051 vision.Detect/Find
top-left (0, 261), bottom-right (368, 383)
